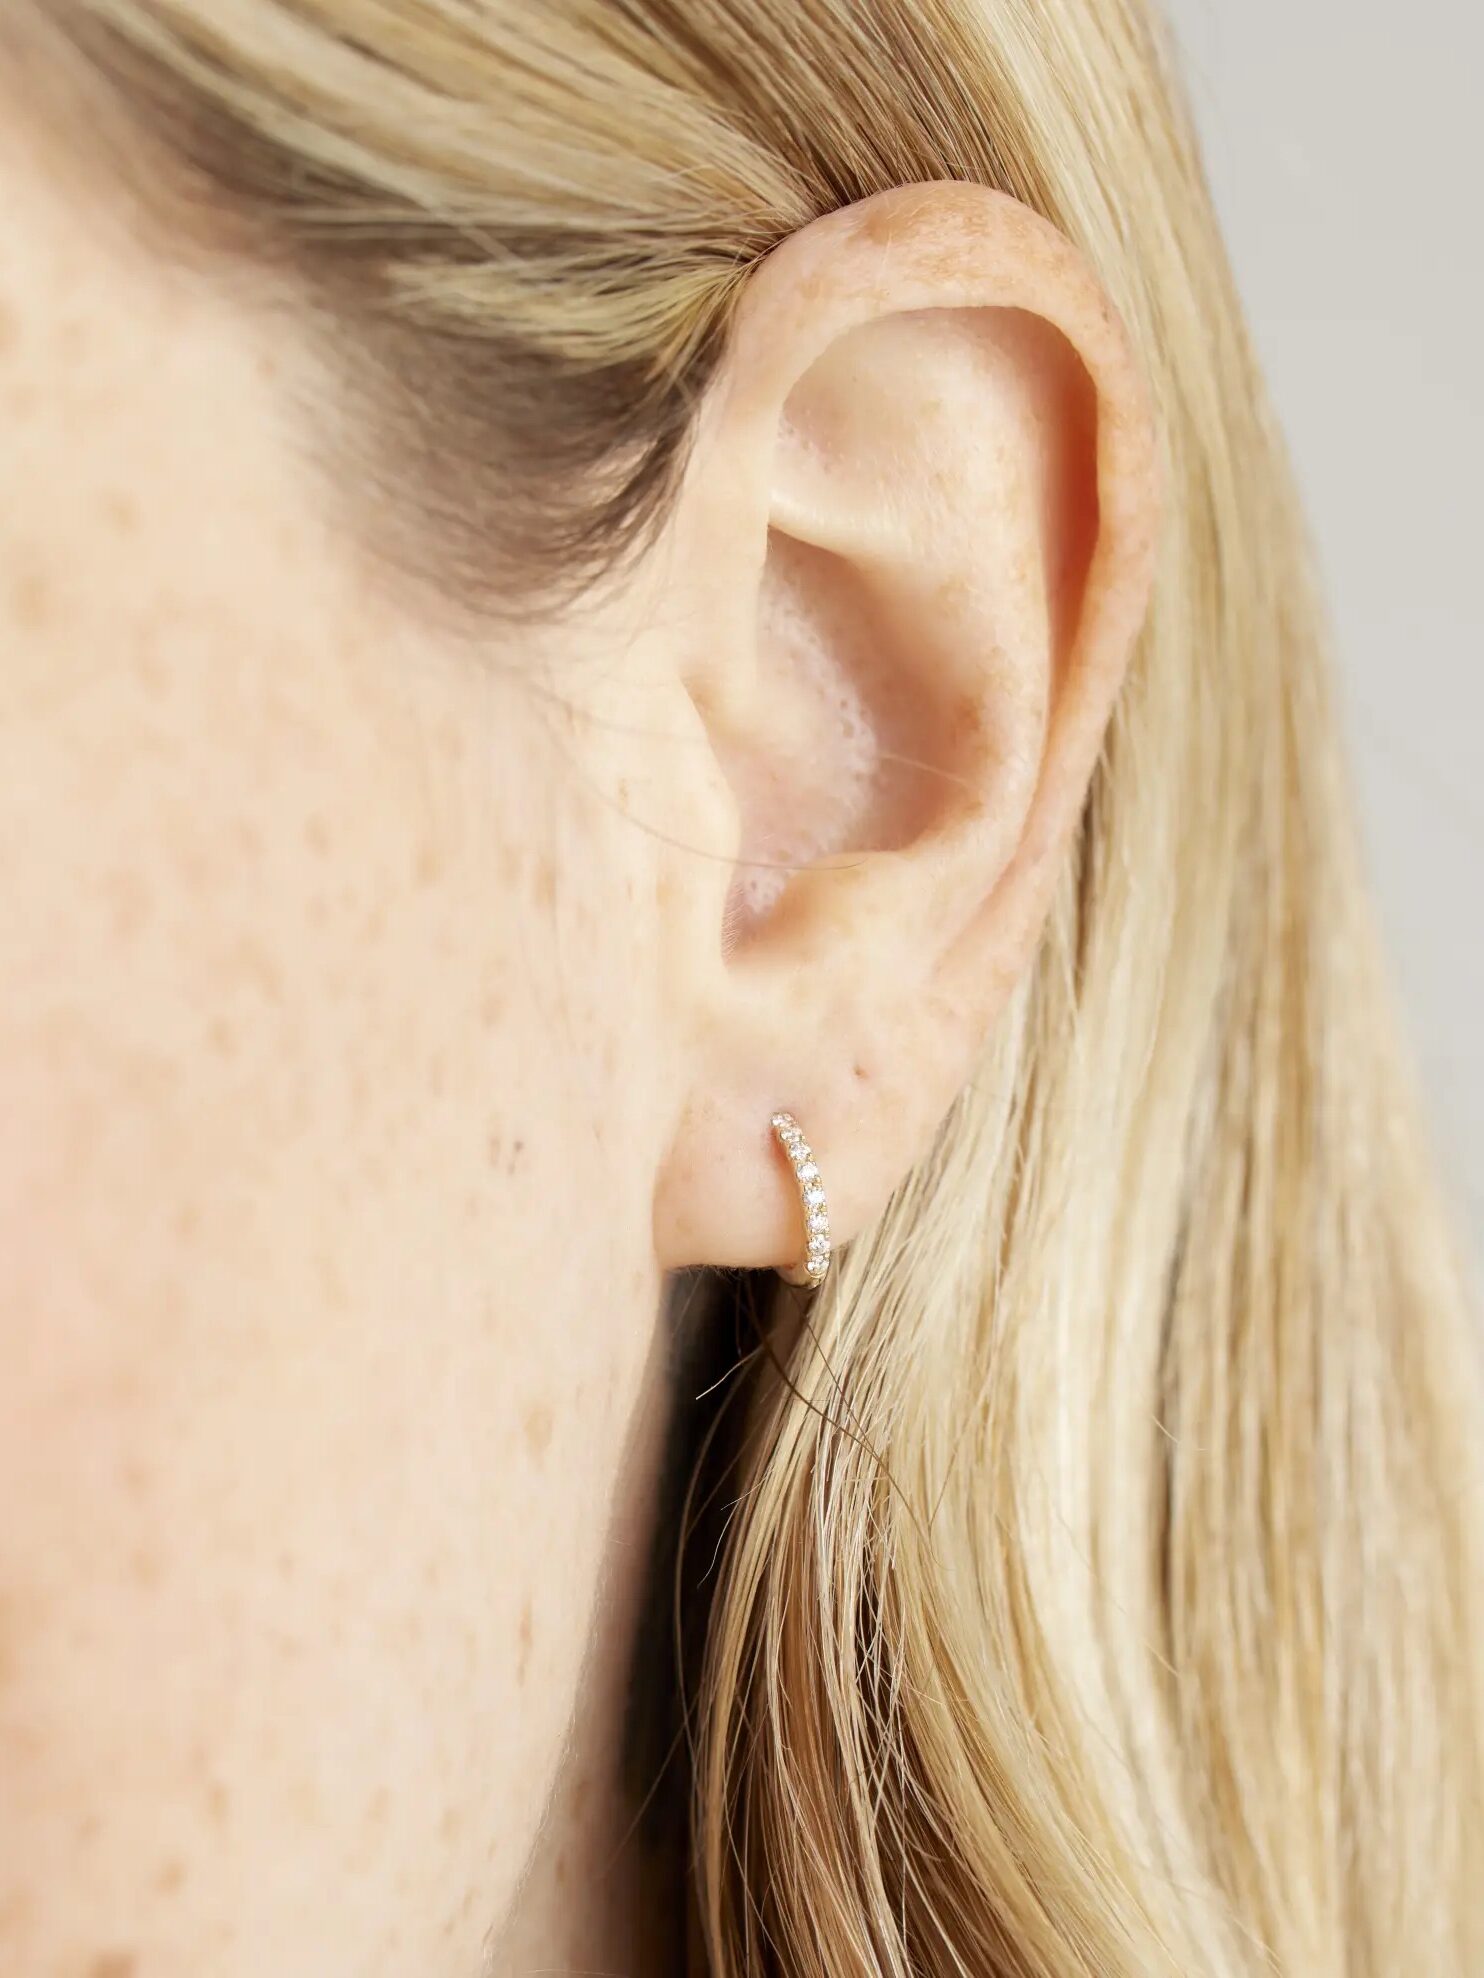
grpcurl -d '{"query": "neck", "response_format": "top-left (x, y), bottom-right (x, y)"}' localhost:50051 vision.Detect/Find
top-left (492, 1273), bottom-right (738, 1977)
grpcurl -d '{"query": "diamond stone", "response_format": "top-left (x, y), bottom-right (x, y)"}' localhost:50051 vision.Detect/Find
top-left (771, 1112), bottom-right (833, 1287)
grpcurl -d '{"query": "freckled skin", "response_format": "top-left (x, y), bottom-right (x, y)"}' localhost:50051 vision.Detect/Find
top-left (0, 87), bottom-right (686, 1978)
top-left (0, 29), bottom-right (1160, 1973)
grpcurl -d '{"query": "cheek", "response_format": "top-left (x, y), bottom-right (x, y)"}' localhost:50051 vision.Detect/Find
top-left (0, 117), bottom-right (670, 1976)
top-left (0, 565), bottom-right (666, 1975)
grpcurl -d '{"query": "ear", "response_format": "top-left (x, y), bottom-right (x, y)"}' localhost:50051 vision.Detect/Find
top-left (652, 182), bottom-right (1159, 1277)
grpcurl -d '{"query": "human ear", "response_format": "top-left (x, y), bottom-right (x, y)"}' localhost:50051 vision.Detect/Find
top-left (651, 182), bottom-right (1159, 1276)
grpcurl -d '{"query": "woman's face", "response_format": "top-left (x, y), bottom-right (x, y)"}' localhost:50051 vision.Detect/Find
top-left (0, 90), bottom-right (688, 1976)
top-left (0, 21), bottom-right (1159, 1965)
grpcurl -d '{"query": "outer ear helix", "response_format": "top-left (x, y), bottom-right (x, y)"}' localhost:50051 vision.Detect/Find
top-left (770, 1111), bottom-right (832, 1286)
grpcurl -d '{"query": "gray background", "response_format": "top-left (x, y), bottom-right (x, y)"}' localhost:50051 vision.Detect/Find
top-left (1167, 0), bottom-right (1483, 1244)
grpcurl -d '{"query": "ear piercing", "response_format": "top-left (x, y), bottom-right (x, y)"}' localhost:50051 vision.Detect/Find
top-left (770, 1112), bottom-right (831, 1287)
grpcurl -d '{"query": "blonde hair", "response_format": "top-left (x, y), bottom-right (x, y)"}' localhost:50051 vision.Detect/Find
top-left (40, 0), bottom-right (1484, 1969)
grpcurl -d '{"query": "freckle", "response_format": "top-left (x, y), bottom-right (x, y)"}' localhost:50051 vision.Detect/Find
top-left (103, 868), bottom-right (152, 940)
top-left (486, 1132), bottom-right (503, 1169)
top-left (101, 488), bottom-right (139, 535)
top-left (135, 641), bottom-right (171, 696)
top-left (121, 1458), bottom-right (152, 1498)
top-left (480, 989), bottom-right (505, 1029)
top-left (414, 841), bottom-right (443, 887)
top-left (208, 1016), bottom-right (237, 1059)
top-left (318, 1251), bottom-right (349, 1311)
top-left (517, 1601), bottom-right (533, 1683)
top-left (439, 1804), bottom-right (462, 1842)
top-left (156, 1857), bottom-right (186, 1893)
top-left (129, 1547), bottom-right (162, 1589)
top-left (9, 564), bottom-right (51, 630)
top-left (206, 1779), bottom-right (230, 1826)
top-left (367, 1785), bottom-right (389, 1828)
top-left (89, 1956), bottom-right (136, 1978)
top-left (0, 1596), bottom-right (20, 1692)
top-left (533, 860), bottom-right (556, 907)
top-left (508, 1138), bottom-right (526, 1173)
top-left (304, 812), bottom-right (331, 856)
top-left (523, 1402), bottom-right (553, 1461)
top-left (232, 940), bottom-right (284, 1005)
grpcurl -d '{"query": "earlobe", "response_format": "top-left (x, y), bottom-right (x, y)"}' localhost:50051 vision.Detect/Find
top-left (654, 183), bottom-right (1159, 1279)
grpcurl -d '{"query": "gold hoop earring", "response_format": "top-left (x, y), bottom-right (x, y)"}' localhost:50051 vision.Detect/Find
top-left (770, 1111), bottom-right (832, 1286)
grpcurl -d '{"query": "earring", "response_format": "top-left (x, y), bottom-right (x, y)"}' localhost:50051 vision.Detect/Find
top-left (770, 1111), bottom-right (832, 1286)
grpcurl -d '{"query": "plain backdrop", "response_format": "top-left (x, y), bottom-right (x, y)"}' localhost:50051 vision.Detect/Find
top-left (1166, 0), bottom-right (1484, 1245)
